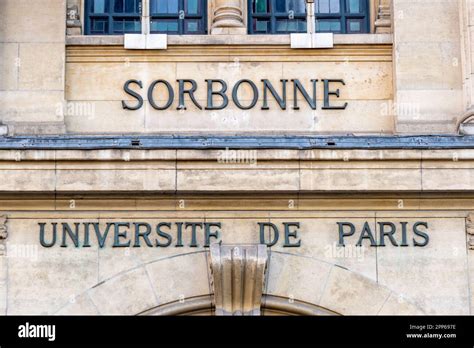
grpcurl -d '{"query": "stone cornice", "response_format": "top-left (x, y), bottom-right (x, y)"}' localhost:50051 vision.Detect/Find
top-left (66, 34), bottom-right (393, 47)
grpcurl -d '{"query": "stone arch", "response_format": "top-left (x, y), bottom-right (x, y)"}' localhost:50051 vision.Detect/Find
top-left (55, 250), bottom-right (425, 316)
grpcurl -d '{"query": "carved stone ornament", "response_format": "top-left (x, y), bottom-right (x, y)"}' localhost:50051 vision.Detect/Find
top-left (467, 213), bottom-right (474, 250)
top-left (66, 0), bottom-right (82, 35)
top-left (0, 215), bottom-right (8, 256)
top-left (374, 0), bottom-right (391, 34)
top-left (209, 244), bottom-right (268, 315)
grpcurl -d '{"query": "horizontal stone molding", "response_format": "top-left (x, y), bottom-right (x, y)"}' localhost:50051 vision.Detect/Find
top-left (66, 43), bottom-right (392, 64)
top-left (66, 34), bottom-right (393, 47)
top-left (0, 146), bottom-right (474, 193)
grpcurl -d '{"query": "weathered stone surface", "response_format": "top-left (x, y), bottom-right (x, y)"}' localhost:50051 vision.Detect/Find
top-left (319, 265), bottom-right (391, 315)
top-left (88, 267), bottom-right (157, 315)
top-left (376, 217), bottom-right (470, 314)
top-left (146, 252), bottom-right (210, 305)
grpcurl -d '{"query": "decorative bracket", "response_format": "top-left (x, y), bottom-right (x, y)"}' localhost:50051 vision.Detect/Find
top-left (209, 244), bottom-right (268, 315)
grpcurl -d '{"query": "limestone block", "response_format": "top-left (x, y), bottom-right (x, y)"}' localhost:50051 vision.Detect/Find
top-left (299, 161), bottom-right (421, 192)
top-left (0, 43), bottom-right (18, 91)
top-left (56, 293), bottom-right (100, 315)
top-left (66, 62), bottom-right (177, 101)
top-left (266, 252), bottom-right (332, 306)
top-left (421, 160), bottom-right (474, 191)
top-left (6, 219), bottom-right (98, 314)
top-left (270, 218), bottom-right (377, 280)
top-left (0, 91), bottom-right (65, 123)
top-left (393, 0), bottom-right (461, 44)
top-left (377, 218), bottom-right (469, 314)
top-left (19, 43), bottom-right (65, 91)
top-left (65, 100), bottom-right (146, 133)
top-left (0, 162), bottom-right (56, 192)
top-left (177, 163), bottom-right (300, 192)
top-left (319, 265), bottom-right (391, 315)
top-left (88, 267), bottom-right (158, 315)
top-left (55, 162), bottom-right (176, 192)
top-left (145, 252), bottom-right (210, 305)
top-left (0, 0), bottom-right (66, 43)
top-left (395, 42), bottom-right (461, 90)
top-left (378, 292), bottom-right (425, 315)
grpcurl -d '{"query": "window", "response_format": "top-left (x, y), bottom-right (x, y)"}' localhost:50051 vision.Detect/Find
top-left (248, 0), bottom-right (369, 34)
top-left (150, 0), bottom-right (207, 34)
top-left (85, 0), bottom-right (142, 35)
top-left (249, 0), bottom-right (307, 34)
top-left (315, 0), bottom-right (369, 33)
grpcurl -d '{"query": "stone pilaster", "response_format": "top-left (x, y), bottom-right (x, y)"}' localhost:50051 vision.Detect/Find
top-left (0, 0), bottom-right (67, 135)
top-left (374, 0), bottom-right (391, 34)
top-left (209, 244), bottom-right (268, 315)
top-left (210, 0), bottom-right (247, 35)
top-left (393, 0), bottom-right (463, 134)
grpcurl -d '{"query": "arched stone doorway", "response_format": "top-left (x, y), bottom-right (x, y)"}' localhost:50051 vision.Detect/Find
top-left (139, 295), bottom-right (339, 316)
top-left (55, 245), bottom-right (426, 316)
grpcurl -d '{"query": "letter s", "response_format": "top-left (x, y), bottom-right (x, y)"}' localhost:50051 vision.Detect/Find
top-left (122, 79), bottom-right (144, 110)
top-left (413, 222), bottom-right (429, 247)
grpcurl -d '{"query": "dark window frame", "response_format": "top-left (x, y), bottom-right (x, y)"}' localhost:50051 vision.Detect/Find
top-left (149, 0), bottom-right (208, 35)
top-left (315, 0), bottom-right (370, 34)
top-left (248, 0), bottom-right (307, 34)
top-left (248, 0), bottom-right (370, 34)
top-left (85, 0), bottom-right (143, 35)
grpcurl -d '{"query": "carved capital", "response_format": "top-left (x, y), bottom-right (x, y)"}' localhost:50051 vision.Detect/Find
top-left (209, 244), bottom-right (268, 315)
top-left (211, 0), bottom-right (247, 35)
top-left (467, 213), bottom-right (474, 250)
top-left (0, 215), bottom-right (8, 256)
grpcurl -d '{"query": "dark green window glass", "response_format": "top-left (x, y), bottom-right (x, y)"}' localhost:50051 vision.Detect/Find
top-left (86, 0), bottom-right (142, 34)
top-left (150, 0), bottom-right (207, 34)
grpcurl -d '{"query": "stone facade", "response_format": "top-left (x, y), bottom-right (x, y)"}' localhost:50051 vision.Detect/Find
top-left (0, 0), bottom-right (474, 316)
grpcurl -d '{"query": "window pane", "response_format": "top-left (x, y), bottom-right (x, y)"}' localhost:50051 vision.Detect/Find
top-left (316, 0), bottom-right (329, 13)
top-left (254, 19), bottom-right (270, 32)
top-left (347, 18), bottom-right (362, 32)
top-left (347, 0), bottom-right (360, 13)
top-left (317, 19), bottom-right (341, 32)
top-left (125, 0), bottom-right (134, 12)
top-left (330, 0), bottom-right (340, 13)
top-left (276, 0), bottom-right (306, 14)
top-left (297, 20), bottom-right (307, 31)
top-left (276, 19), bottom-right (288, 32)
top-left (114, 0), bottom-right (124, 13)
top-left (151, 19), bottom-right (179, 32)
top-left (254, 0), bottom-right (268, 13)
top-left (276, 18), bottom-right (306, 32)
top-left (92, 0), bottom-right (106, 13)
top-left (316, 0), bottom-right (340, 14)
top-left (151, 0), bottom-right (178, 14)
top-left (90, 18), bottom-right (108, 33)
top-left (186, 0), bottom-right (199, 14)
top-left (185, 20), bottom-right (199, 32)
top-left (112, 18), bottom-right (141, 33)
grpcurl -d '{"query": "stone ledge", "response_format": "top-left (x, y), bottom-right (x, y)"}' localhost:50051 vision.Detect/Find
top-left (66, 34), bottom-right (393, 46)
